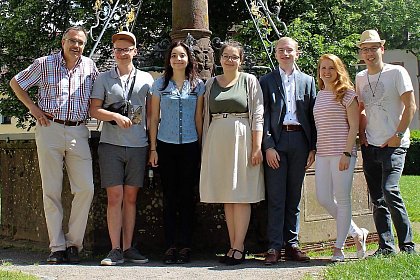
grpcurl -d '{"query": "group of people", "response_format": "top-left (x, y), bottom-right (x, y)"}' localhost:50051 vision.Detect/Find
top-left (9, 26), bottom-right (417, 267)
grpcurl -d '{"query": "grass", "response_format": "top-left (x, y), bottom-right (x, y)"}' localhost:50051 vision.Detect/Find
top-left (322, 253), bottom-right (420, 280)
top-left (308, 175), bottom-right (420, 280)
top-left (399, 176), bottom-right (420, 222)
top-left (0, 270), bottom-right (38, 280)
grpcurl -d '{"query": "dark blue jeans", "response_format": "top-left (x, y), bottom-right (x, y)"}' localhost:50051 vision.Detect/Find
top-left (361, 145), bottom-right (414, 252)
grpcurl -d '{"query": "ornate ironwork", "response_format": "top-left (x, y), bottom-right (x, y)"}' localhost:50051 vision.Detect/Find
top-left (243, 0), bottom-right (287, 70)
top-left (88, 0), bottom-right (144, 58)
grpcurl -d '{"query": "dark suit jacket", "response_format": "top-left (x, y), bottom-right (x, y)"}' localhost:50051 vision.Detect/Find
top-left (260, 68), bottom-right (317, 151)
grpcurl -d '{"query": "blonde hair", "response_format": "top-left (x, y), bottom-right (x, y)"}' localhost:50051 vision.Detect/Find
top-left (275, 37), bottom-right (299, 50)
top-left (317, 54), bottom-right (354, 103)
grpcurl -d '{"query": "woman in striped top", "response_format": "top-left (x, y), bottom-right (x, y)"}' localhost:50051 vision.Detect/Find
top-left (313, 54), bottom-right (368, 262)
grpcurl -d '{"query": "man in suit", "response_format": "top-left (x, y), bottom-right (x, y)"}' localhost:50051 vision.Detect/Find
top-left (260, 37), bottom-right (316, 264)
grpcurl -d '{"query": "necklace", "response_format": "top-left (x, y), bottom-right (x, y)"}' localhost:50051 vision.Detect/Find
top-left (367, 67), bottom-right (383, 97)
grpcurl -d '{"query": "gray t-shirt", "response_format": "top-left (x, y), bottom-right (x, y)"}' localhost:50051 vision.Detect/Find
top-left (91, 67), bottom-right (154, 147)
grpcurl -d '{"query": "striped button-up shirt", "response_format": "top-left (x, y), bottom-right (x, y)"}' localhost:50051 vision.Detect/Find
top-left (15, 51), bottom-right (98, 121)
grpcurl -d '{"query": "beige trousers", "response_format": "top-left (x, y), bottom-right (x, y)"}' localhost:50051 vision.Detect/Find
top-left (35, 122), bottom-right (94, 252)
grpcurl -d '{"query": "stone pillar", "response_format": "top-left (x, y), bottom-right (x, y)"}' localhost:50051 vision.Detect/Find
top-left (170, 0), bottom-right (214, 80)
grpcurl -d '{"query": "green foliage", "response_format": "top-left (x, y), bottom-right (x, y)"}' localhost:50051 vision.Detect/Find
top-left (0, 270), bottom-right (38, 280)
top-left (404, 130), bottom-right (420, 175)
top-left (322, 253), bottom-right (420, 280)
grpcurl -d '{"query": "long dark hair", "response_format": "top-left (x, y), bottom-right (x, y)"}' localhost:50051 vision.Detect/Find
top-left (160, 41), bottom-right (198, 90)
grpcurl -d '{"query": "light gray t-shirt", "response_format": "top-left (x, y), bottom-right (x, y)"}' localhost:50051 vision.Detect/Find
top-left (91, 67), bottom-right (154, 147)
top-left (356, 63), bottom-right (414, 148)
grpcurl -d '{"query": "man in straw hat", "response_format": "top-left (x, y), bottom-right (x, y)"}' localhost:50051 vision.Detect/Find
top-left (356, 29), bottom-right (417, 256)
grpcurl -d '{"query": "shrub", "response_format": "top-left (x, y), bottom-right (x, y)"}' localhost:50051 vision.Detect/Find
top-left (404, 130), bottom-right (420, 175)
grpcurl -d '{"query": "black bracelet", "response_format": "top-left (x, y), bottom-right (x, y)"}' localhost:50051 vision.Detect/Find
top-left (343, 152), bottom-right (351, 157)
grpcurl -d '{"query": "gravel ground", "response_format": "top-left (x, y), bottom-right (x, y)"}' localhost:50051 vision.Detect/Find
top-left (1, 248), bottom-right (330, 280)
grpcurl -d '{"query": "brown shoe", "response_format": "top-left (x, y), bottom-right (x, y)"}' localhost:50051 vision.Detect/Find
top-left (264, 248), bottom-right (280, 265)
top-left (285, 246), bottom-right (310, 262)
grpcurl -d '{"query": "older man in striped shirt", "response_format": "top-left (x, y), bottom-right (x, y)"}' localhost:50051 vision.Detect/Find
top-left (10, 26), bottom-right (98, 264)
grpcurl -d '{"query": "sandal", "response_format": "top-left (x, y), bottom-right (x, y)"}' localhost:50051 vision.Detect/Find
top-left (226, 249), bottom-right (245, 266)
top-left (219, 248), bottom-right (233, 263)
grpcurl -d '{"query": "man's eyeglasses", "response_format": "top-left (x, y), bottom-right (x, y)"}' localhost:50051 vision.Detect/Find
top-left (114, 47), bottom-right (136, 54)
top-left (65, 38), bottom-right (86, 46)
top-left (221, 54), bottom-right (240, 61)
top-left (360, 46), bottom-right (381, 54)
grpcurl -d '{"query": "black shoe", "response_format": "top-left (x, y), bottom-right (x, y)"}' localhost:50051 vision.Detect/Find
top-left (177, 248), bottom-right (191, 264)
top-left (164, 247), bottom-right (178, 265)
top-left (370, 248), bottom-right (396, 258)
top-left (400, 246), bottom-right (417, 255)
top-left (66, 246), bottom-right (80, 264)
top-left (226, 249), bottom-right (245, 266)
top-left (47, 250), bottom-right (66, 264)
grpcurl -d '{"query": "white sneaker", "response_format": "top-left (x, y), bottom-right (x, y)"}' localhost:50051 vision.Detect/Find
top-left (356, 228), bottom-right (369, 259)
top-left (331, 249), bottom-right (345, 262)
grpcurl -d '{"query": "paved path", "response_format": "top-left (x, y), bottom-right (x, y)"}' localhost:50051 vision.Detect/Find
top-left (1, 248), bottom-right (331, 280)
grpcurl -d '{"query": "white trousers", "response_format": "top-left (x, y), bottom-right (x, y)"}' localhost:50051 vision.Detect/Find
top-left (35, 122), bottom-right (94, 252)
top-left (315, 155), bottom-right (362, 249)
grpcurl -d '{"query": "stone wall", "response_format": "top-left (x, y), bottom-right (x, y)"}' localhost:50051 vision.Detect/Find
top-left (0, 133), bottom-right (375, 254)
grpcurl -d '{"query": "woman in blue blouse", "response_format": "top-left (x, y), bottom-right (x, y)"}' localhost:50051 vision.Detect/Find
top-left (149, 41), bottom-right (205, 264)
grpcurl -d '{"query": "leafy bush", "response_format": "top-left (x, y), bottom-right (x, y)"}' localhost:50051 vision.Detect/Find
top-left (404, 130), bottom-right (420, 175)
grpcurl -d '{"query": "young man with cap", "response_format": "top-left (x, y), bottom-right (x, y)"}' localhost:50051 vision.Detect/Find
top-left (10, 26), bottom-right (97, 264)
top-left (90, 31), bottom-right (154, 265)
top-left (356, 29), bottom-right (417, 256)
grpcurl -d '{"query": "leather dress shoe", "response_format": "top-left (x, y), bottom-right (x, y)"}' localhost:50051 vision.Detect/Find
top-left (66, 246), bottom-right (80, 264)
top-left (47, 250), bottom-right (66, 264)
top-left (285, 246), bottom-right (310, 262)
top-left (264, 248), bottom-right (280, 265)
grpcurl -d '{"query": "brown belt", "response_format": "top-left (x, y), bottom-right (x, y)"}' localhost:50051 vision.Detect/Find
top-left (282, 124), bottom-right (303, 132)
top-left (46, 115), bottom-right (84, 126)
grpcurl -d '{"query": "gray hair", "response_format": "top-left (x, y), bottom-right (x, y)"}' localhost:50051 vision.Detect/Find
top-left (62, 26), bottom-right (88, 40)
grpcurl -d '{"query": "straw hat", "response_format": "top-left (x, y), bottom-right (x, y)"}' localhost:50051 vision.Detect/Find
top-left (356, 30), bottom-right (385, 48)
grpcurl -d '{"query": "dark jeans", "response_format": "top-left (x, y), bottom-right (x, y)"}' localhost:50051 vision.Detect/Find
top-left (157, 140), bottom-right (200, 249)
top-left (361, 145), bottom-right (414, 252)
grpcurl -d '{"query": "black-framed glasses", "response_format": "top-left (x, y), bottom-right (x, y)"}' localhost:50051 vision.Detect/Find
top-left (360, 46), bottom-right (381, 54)
top-left (221, 54), bottom-right (240, 61)
top-left (113, 47), bottom-right (135, 54)
top-left (65, 38), bottom-right (86, 46)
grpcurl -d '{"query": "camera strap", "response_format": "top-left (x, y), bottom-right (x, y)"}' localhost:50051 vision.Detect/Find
top-left (126, 68), bottom-right (137, 102)
top-left (97, 68), bottom-right (138, 130)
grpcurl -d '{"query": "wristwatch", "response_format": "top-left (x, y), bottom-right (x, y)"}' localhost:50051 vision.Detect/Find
top-left (395, 132), bottom-right (404, 138)
top-left (343, 152), bottom-right (351, 158)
